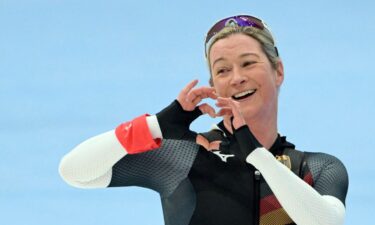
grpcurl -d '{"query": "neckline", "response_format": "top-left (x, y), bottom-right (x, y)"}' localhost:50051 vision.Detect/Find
top-left (216, 121), bottom-right (295, 156)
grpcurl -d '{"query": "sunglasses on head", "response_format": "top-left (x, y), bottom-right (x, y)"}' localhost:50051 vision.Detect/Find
top-left (205, 15), bottom-right (274, 56)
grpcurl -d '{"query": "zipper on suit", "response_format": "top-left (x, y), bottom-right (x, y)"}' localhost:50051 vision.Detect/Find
top-left (254, 170), bottom-right (261, 225)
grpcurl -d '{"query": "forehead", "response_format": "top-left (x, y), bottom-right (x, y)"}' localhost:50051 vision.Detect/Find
top-left (209, 33), bottom-right (263, 62)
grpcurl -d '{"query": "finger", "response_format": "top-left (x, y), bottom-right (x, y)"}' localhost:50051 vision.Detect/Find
top-left (196, 134), bottom-right (209, 150)
top-left (215, 97), bottom-right (232, 107)
top-left (178, 80), bottom-right (199, 110)
top-left (207, 91), bottom-right (218, 100)
top-left (186, 86), bottom-right (215, 102)
top-left (185, 91), bottom-right (216, 111)
top-left (216, 97), bottom-right (241, 114)
top-left (226, 99), bottom-right (242, 117)
top-left (180, 79), bottom-right (199, 98)
top-left (216, 97), bottom-right (246, 128)
top-left (215, 98), bottom-right (233, 116)
top-left (225, 100), bottom-right (246, 129)
top-left (197, 87), bottom-right (216, 96)
top-left (198, 103), bottom-right (216, 118)
top-left (208, 141), bottom-right (222, 151)
top-left (215, 101), bottom-right (228, 108)
top-left (192, 96), bottom-right (202, 106)
top-left (216, 108), bottom-right (233, 117)
top-left (205, 105), bottom-right (217, 118)
top-left (216, 96), bottom-right (231, 103)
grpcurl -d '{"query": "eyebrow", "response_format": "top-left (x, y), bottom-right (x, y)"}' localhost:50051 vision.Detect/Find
top-left (239, 52), bottom-right (260, 59)
top-left (212, 52), bottom-right (261, 67)
top-left (212, 57), bottom-right (225, 68)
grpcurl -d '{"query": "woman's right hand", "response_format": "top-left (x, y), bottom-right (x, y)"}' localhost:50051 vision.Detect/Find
top-left (156, 80), bottom-right (217, 142)
top-left (177, 79), bottom-right (217, 117)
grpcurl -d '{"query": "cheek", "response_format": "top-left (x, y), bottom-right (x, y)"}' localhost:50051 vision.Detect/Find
top-left (256, 73), bottom-right (278, 98)
top-left (212, 79), bottom-right (227, 97)
top-left (262, 68), bottom-right (280, 88)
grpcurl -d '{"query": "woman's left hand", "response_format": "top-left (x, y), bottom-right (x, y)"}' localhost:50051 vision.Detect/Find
top-left (215, 97), bottom-right (246, 130)
top-left (216, 97), bottom-right (262, 161)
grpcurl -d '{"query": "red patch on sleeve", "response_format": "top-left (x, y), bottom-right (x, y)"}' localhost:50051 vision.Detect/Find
top-left (115, 114), bottom-right (161, 154)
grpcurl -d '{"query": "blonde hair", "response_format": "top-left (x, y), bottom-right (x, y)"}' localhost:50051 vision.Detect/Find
top-left (206, 26), bottom-right (280, 86)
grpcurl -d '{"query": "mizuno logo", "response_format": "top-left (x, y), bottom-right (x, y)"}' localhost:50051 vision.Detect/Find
top-left (212, 151), bottom-right (235, 162)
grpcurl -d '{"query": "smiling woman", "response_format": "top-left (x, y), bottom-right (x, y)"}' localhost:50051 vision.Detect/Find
top-left (59, 14), bottom-right (348, 225)
top-left (209, 34), bottom-right (283, 145)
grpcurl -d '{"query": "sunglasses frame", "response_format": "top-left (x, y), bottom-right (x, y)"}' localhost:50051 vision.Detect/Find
top-left (205, 15), bottom-right (274, 57)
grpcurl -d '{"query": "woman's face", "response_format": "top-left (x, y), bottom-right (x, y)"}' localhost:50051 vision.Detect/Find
top-left (209, 33), bottom-right (284, 121)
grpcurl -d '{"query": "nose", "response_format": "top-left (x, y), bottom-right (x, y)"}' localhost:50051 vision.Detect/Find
top-left (230, 67), bottom-right (247, 87)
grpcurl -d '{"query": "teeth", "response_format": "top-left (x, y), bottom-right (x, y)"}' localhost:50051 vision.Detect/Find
top-left (233, 89), bottom-right (255, 98)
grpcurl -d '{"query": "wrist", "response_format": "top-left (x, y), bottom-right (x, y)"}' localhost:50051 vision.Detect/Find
top-left (115, 114), bottom-right (162, 154)
top-left (146, 115), bottom-right (162, 139)
top-left (233, 125), bottom-right (262, 161)
top-left (155, 100), bottom-right (201, 141)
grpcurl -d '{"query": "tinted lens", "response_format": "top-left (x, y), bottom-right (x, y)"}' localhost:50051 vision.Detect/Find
top-left (205, 15), bottom-right (265, 45)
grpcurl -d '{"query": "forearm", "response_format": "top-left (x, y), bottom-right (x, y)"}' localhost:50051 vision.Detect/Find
top-left (59, 130), bottom-right (125, 188)
top-left (247, 148), bottom-right (345, 225)
top-left (59, 115), bottom-right (162, 188)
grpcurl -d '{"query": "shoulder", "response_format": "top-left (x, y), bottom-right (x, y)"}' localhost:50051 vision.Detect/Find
top-left (303, 151), bottom-right (349, 204)
top-left (303, 151), bottom-right (347, 173)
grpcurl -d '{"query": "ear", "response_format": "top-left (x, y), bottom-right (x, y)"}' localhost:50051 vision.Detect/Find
top-left (275, 60), bottom-right (284, 87)
top-left (209, 77), bottom-right (214, 87)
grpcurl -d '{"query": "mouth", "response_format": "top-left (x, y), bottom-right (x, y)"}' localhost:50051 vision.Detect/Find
top-left (231, 89), bottom-right (256, 101)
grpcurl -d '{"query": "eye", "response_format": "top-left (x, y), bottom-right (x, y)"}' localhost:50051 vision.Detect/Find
top-left (215, 67), bottom-right (230, 76)
top-left (242, 61), bottom-right (256, 67)
top-left (217, 69), bottom-right (225, 74)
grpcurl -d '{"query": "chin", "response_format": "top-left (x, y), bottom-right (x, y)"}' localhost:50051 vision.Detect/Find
top-left (239, 105), bottom-right (259, 119)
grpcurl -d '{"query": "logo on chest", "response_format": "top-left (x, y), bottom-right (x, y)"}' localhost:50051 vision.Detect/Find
top-left (211, 151), bottom-right (235, 162)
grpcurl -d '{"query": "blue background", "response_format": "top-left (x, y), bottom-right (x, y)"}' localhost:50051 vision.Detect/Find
top-left (1, 0), bottom-right (374, 224)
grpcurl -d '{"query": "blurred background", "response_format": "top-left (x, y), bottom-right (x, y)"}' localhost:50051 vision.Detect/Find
top-left (1, 0), bottom-right (374, 224)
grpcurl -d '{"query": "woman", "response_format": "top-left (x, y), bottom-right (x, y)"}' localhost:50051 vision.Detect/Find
top-left (59, 15), bottom-right (348, 225)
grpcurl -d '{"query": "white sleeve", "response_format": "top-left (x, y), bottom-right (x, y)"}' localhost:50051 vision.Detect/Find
top-left (246, 148), bottom-right (345, 225)
top-left (58, 115), bottom-right (162, 189)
